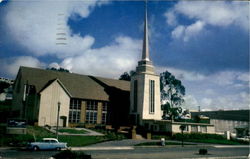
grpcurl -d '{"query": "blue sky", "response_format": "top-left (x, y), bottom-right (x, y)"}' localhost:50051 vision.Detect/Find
top-left (0, 0), bottom-right (249, 111)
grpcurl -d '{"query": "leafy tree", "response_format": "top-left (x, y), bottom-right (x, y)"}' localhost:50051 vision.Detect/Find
top-left (119, 71), bottom-right (135, 81)
top-left (46, 67), bottom-right (70, 73)
top-left (160, 70), bottom-right (185, 120)
top-left (119, 72), bottom-right (131, 81)
top-left (0, 81), bottom-right (10, 93)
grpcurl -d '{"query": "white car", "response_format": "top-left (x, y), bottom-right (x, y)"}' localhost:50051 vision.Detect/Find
top-left (27, 138), bottom-right (67, 151)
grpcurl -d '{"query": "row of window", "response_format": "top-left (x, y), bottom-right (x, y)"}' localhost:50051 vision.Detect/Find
top-left (69, 99), bottom-right (108, 124)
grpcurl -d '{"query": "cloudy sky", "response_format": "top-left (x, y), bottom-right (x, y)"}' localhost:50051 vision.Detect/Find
top-left (0, 0), bottom-right (249, 111)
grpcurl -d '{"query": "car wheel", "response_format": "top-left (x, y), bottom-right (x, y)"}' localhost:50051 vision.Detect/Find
top-left (33, 146), bottom-right (39, 151)
top-left (56, 147), bottom-right (61, 151)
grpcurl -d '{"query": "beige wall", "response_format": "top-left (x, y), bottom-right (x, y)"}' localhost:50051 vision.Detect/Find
top-left (142, 74), bottom-right (161, 120)
top-left (143, 120), bottom-right (215, 134)
top-left (171, 123), bottom-right (215, 134)
top-left (80, 101), bottom-right (86, 123)
top-left (210, 119), bottom-right (249, 133)
top-left (130, 73), bottom-right (162, 125)
top-left (38, 80), bottom-right (70, 127)
top-left (97, 102), bottom-right (102, 124)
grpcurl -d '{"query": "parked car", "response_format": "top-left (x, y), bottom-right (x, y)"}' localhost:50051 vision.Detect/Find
top-left (27, 138), bottom-right (67, 151)
top-left (236, 136), bottom-right (250, 142)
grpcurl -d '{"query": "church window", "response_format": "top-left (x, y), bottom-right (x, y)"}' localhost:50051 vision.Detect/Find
top-left (133, 80), bottom-right (138, 112)
top-left (149, 80), bottom-right (155, 114)
top-left (69, 99), bottom-right (81, 123)
top-left (102, 102), bottom-right (108, 124)
top-left (86, 101), bottom-right (98, 124)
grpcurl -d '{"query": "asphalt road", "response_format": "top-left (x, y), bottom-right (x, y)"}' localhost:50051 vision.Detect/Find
top-left (0, 145), bottom-right (249, 159)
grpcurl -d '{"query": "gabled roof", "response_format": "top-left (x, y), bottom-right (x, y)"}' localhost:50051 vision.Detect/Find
top-left (18, 66), bottom-right (130, 101)
top-left (39, 78), bottom-right (72, 97)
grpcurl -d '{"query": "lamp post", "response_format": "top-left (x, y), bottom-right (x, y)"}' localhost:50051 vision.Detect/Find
top-left (180, 124), bottom-right (186, 147)
top-left (56, 102), bottom-right (61, 140)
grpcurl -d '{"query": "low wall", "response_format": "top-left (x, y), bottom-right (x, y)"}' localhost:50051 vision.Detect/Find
top-left (6, 127), bottom-right (27, 134)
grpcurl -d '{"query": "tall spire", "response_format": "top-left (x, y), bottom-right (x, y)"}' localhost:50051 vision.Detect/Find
top-left (142, 0), bottom-right (150, 61)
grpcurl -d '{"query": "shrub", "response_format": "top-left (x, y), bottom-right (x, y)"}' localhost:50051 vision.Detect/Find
top-left (53, 150), bottom-right (91, 159)
top-left (199, 149), bottom-right (208, 155)
top-left (172, 133), bottom-right (225, 140)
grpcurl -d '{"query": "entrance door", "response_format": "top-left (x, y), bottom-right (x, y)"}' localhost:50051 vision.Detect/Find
top-left (60, 116), bottom-right (67, 127)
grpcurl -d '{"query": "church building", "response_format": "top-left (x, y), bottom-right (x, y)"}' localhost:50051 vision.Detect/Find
top-left (11, 3), bottom-right (215, 134)
top-left (11, 2), bottom-right (162, 129)
top-left (12, 67), bottom-right (130, 127)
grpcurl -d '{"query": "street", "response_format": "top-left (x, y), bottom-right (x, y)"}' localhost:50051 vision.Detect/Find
top-left (0, 145), bottom-right (249, 159)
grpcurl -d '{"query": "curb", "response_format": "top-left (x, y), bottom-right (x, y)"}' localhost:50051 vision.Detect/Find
top-left (70, 146), bottom-right (134, 151)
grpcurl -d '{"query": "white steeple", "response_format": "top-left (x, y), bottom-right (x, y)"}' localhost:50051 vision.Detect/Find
top-left (130, 0), bottom-right (162, 126)
top-left (142, 1), bottom-right (150, 61)
top-left (135, 0), bottom-right (155, 74)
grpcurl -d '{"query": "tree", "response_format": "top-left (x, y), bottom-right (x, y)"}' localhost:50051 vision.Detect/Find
top-left (119, 71), bottom-right (135, 81)
top-left (160, 70), bottom-right (185, 120)
top-left (119, 72), bottom-right (131, 81)
top-left (0, 81), bottom-right (10, 93)
top-left (46, 67), bottom-right (70, 73)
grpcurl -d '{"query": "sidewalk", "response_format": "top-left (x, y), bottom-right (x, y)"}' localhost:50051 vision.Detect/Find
top-left (45, 127), bottom-right (104, 136)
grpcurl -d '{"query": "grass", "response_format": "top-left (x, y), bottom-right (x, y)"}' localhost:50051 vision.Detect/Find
top-left (153, 133), bottom-right (249, 145)
top-left (58, 136), bottom-right (107, 147)
top-left (0, 126), bottom-right (128, 147)
top-left (58, 128), bottom-right (87, 134)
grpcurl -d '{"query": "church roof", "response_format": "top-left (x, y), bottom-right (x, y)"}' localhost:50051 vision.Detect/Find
top-left (17, 66), bottom-right (130, 101)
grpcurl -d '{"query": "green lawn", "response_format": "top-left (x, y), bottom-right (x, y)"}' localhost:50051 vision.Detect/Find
top-left (0, 126), bottom-right (127, 147)
top-left (58, 136), bottom-right (107, 147)
top-left (58, 128), bottom-right (87, 134)
top-left (153, 133), bottom-right (249, 145)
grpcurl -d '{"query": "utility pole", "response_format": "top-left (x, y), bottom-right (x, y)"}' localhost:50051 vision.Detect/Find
top-left (56, 102), bottom-right (61, 140)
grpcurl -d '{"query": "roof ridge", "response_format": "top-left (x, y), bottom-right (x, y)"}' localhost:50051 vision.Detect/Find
top-left (19, 66), bottom-right (129, 84)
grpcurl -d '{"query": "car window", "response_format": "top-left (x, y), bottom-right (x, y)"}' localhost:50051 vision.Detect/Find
top-left (50, 140), bottom-right (57, 143)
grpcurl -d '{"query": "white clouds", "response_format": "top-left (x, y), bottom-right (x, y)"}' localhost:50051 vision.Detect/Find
top-left (155, 66), bottom-right (249, 110)
top-left (4, 0), bottom-right (107, 58)
top-left (164, 11), bottom-right (177, 26)
top-left (165, 1), bottom-right (249, 41)
top-left (172, 21), bottom-right (205, 41)
top-left (183, 21), bottom-right (205, 42)
top-left (156, 66), bottom-right (205, 81)
top-left (53, 36), bottom-right (141, 78)
top-left (0, 56), bottom-right (44, 77)
top-left (211, 71), bottom-right (249, 86)
top-left (171, 25), bottom-right (185, 39)
top-left (237, 73), bottom-right (250, 82)
top-left (200, 92), bottom-right (250, 110)
top-left (3, 0), bottom-right (142, 79)
top-left (174, 1), bottom-right (248, 29)
top-left (183, 95), bottom-right (199, 109)
top-left (201, 98), bottom-right (212, 107)
top-left (184, 92), bottom-right (249, 111)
